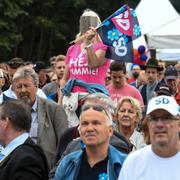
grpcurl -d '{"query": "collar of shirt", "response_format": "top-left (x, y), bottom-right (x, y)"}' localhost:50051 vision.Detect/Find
top-left (0, 133), bottom-right (29, 162)
top-left (32, 98), bottom-right (38, 112)
top-left (147, 81), bottom-right (158, 90)
top-left (4, 86), bottom-right (17, 99)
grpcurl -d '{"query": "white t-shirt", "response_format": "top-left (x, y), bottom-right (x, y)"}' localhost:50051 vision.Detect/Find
top-left (118, 145), bottom-right (180, 180)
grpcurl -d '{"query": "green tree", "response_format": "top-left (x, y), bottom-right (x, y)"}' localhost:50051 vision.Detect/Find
top-left (0, 0), bottom-right (32, 61)
top-left (0, 0), bottom-right (139, 63)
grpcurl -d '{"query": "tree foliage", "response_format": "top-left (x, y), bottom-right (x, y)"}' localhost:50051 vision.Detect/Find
top-left (0, 0), bottom-right (139, 63)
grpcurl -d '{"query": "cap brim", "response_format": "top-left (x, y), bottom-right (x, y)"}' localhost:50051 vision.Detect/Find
top-left (147, 107), bottom-right (177, 116)
top-left (141, 65), bottom-right (163, 71)
top-left (165, 76), bottom-right (177, 81)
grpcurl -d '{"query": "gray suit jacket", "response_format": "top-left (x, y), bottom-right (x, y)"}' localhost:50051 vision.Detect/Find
top-left (36, 97), bottom-right (68, 169)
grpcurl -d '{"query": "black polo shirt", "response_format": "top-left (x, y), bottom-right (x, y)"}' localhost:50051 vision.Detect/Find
top-left (76, 151), bottom-right (108, 180)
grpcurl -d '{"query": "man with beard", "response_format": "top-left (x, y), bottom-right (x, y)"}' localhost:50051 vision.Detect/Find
top-left (0, 57), bottom-right (47, 103)
top-left (118, 95), bottom-right (180, 180)
top-left (127, 64), bottom-right (141, 84)
top-left (139, 58), bottom-right (163, 106)
top-left (12, 67), bottom-right (68, 169)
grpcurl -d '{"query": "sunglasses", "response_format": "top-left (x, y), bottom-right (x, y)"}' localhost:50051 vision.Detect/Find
top-left (81, 104), bottom-right (109, 118)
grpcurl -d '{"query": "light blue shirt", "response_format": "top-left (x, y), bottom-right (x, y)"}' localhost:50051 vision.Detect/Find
top-left (0, 86), bottom-right (17, 104)
top-left (0, 133), bottom-right (29, 162)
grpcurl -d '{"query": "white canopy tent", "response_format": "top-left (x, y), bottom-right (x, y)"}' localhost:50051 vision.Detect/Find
top-left (147, 17), bottom-right (180, 49)
top-left (135, 0), bottom-right (180, 60)
top-left (136, 0), bottom-right (179, 34)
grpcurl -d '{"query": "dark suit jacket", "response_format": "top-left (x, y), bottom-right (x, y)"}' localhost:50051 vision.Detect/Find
top-left (36, 97), bottom-right (68, 168)
top-left (0, 137), bottom-right (48, 180)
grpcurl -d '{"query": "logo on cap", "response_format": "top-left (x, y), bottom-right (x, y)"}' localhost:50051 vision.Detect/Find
top-left (155, 97), bottom-right (169, 105)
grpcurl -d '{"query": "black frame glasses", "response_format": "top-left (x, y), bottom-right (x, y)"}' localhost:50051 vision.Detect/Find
top-left (147, 114), bottom-right (179, 124)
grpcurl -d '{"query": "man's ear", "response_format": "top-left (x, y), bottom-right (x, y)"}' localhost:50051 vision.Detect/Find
top-left (109, 126), bottom-right (113, 137)
top-left (12, 84), bottom-right (15, 91)
top-left (78, 125), bottom-right (81, 136)
top-left (178, 120), bottom-right (180, 131)
top-left (1, 117), bottom-right (10, 130)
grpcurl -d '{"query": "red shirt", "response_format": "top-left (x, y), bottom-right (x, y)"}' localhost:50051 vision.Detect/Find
top-left (175, 85), bottom-right (180, 105)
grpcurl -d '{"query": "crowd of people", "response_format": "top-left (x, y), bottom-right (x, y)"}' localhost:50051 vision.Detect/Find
top-left (0, 8), bottom-right (179, 180)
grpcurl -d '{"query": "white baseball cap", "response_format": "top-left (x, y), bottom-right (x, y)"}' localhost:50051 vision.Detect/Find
top-left (146, 95), bottom-right (180, 116)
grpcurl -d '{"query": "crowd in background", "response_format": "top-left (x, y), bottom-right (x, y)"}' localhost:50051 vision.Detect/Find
top-left (0, 8), bottom-right (179, 180)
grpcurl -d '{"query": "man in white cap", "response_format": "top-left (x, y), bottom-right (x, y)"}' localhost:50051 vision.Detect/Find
top-left (118, 95), bottom-right (180, 180)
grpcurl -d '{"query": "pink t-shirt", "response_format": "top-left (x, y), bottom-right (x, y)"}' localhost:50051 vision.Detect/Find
top-left (107, 83), bottom-right (144, 107)
top-left (65, 42), bottom-right (110, 92)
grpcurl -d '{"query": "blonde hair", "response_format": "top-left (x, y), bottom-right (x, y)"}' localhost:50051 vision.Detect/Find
top-left (55, 54), bottom-right (65, 62)
top-left (116, 96), bottom-right (142, 122)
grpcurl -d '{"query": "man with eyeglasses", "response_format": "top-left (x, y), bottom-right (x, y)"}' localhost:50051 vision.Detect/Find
top-left (54, 96), bottom-right (127, 180)
top-left (118, 95), bottom-right (180, 180)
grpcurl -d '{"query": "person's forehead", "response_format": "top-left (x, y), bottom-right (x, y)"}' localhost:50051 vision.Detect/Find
top-left (80, 108), bottom-right (107, 121)
top-left (111, 70), bottom-right (125, 76)
top-left (133, 68), bottom-right (140, 71)
top-left (132, 65), bottom-right (140, 70)
top-left (14, 76), bottom-right (34, 83)
top-left (38, 70), bottom-right (47, 75)
top-left (175, 64), bottom-right (180, 70)
top-left (149, 109), bottom-right (170, 116)
top-left (55, 61), bottom-right (65, 67)
top-left (166, 78), bottom-right (177, 82)
top-left (120, 105), bottom-right (135, 112)
top-left (146, 67), bottom-right (158, 72)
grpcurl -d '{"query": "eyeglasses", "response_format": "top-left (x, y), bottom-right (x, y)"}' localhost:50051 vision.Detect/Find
top-left (147, 115), bottom-right (179, 124)
top-left (81, 104), bottom-right (109, 118)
